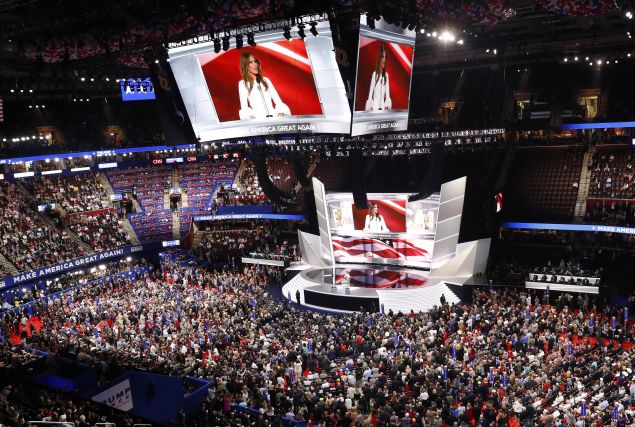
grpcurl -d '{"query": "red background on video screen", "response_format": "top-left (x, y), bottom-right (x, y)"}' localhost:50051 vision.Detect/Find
top-left (354, 36), bottom-right (414, 112)
top-left (198, 39), bottom-right (323, 122)
top-left (351, 199), bottom-right (406, 232)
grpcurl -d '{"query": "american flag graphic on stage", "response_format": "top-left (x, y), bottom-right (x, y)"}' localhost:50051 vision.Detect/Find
top-left (332, 236), bottom-right (432, 262)
top-left (335, 268), bottom-right (428, 288)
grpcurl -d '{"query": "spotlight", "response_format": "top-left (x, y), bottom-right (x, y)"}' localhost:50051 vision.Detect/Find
top-left (309, 22), bottom-right (318, 37)
top-left (213, 38), bottom-right (221, 53)
top-left (596, 59), bottom-right (602, 65)
top-left (297, 24), bottom-right (306, 39)
top-left (235, 34), bottom-right (243, 49)
top-left (564, 57), bottom-right (568, 62)
top-left (247, 32), bottom-right (256, 46)
top-left (574, 56), bottom-right (579, 61)
top-left (283, 26), bottom-right (291, 40)
top-left (154, 59), bottom-right (159, 64)
top-left (626, 11), bottom-right (633, 19)
top-left (222, 36), bottom-right (230, 51)
top-left (80, 77), bottom-right (85, 82)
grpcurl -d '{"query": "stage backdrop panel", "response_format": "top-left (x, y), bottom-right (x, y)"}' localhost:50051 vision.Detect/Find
top-left (325, 192), bottom-right (439, 269)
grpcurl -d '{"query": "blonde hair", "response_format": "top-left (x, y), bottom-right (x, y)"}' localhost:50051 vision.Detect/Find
top-left (240, 51), bottom-right (269, 93)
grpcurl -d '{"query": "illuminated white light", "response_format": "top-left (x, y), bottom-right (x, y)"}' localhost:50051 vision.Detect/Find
top-left (564, 58), bottom-right (568, 62)
top-left (439, 31), bottom-right (455, 42)
top-left (493, 49), bottom-right (497, 54)
top-left (80, 77), bottom-right (85, 81)
top-left (628, 53), bottom-right (632, 57)
top-left (486, 48), bottom-right (490, 53)
top-left (90, 77), bottom-right (94, 82)
top-left (457, 39), bottom-right (463, 45)
top-left (585, 56), bottom-right (589, 60)
top-left (420, 28), bottom-right (425, 34)
top-left (105, 77), bottom-right (110, 81)
top-left (596, 59), bottom-right (602, 65)
top-left (626, 11), bottom-right (632, 19)
top-left (431, 31), bottom-right (437, 37)
top-left (589, 62), bottom-right (593, 66)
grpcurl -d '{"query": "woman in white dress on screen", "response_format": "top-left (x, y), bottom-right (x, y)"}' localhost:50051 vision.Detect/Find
top-left (364, 202), bottom-right (389, 232)
top-left (238, 52), bottom-right (291, 120)
top-left (365, 43), bottom-right (392, 112)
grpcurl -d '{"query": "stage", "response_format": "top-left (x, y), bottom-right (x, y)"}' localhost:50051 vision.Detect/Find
top-left (282, 264), bottom-right (461, 313)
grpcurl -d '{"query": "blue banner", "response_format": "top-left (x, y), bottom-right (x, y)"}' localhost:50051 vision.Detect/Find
top-left (194, 213), bottom-right (305, 221)
top-left (0, 245), bottom-right (142, 289)
top-left (559, 121), bottom-right (635, 130)
top-left (217, 205), bottom-right (275, 215)
top-left (502, 221), bottom-right (635, 236)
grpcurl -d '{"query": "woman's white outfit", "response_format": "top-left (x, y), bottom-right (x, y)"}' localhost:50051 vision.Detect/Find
top-left (239, 77), bottom-right (290, 120)
top-left (365, 71), bottom-right (392, 111)
top-left (364, 214), bottom-right (389, 232)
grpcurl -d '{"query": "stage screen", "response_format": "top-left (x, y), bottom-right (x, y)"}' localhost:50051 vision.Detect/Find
top-left (167, 20), bottom-right (351, 142)
top-left (351, 14), bottom-right (416, 136)
top-left (326, 193), bottom-right (439, 268)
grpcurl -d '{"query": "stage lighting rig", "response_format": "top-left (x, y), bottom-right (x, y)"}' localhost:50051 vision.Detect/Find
top-left (247, 32), bottom-right (256, 46)
top-left (222, 35), bottom-right (230, 51)
top-left (309, 21), bottom-right (318, 37)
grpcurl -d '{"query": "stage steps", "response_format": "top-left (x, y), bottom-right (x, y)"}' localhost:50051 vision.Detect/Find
top-left (376, 283), bottom-right (461, 314)
top-left (282, 271), bottom-right (461, 314)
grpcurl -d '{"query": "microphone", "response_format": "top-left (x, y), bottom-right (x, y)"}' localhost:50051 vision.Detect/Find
top-left (256, 75), bottom-right (273, 117)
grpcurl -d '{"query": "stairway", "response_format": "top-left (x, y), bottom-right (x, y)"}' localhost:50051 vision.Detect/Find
top-left (573, 147), bottom-right (595, 222)
top-left (98, 173), bottom-right (140, 245)
top-left (13, 180), bottom-right (94, 253)
top-left (97, 173), bottom-right (116, 207)
top-left (0, 252), bottom-right (19, 277)
top-left (172, 211), bottom-right (181, 241)
top-left (281, 273), bottom-right (461, 314)
top-left (376, 283), bottom-right (461, 314)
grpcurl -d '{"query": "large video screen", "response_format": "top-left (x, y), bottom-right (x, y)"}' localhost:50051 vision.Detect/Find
top-left (326, 193), bottom-right (439, 268)
top-left (167, 21), bottom-right (351, 142)
top-left (351, 15), bottom-right (416, 136)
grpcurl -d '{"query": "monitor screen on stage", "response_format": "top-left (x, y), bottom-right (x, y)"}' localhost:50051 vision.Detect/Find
top-left (167, 20), bottom-right (351, 142)
top-left (326, 193), bottom-right (439, 268)
top-left (350, 14), bottom-right (416, 136)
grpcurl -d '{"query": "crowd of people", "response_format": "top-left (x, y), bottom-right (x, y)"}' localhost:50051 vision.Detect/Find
top-left (0, 181), bottom-right (90, 273)
top-left (67, 211), bottom-right (133, 251)
top-left (529, 260), bottom-right (601, 281)
top-left (24, 173), bottom-right (109, 214)
top-left (588, 151), bottom-right (634, 200)
top-left (0, 258), bottom-right (148, 312)
top-left (0, 255), bottom-right (634, 426)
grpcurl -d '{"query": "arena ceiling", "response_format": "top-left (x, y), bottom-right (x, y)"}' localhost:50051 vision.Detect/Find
top-left (0, 0), bottom-right (632, 97)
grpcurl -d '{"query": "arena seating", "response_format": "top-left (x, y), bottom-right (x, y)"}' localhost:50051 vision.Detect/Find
top-left (231, 156), bottom-right (297, 204)
top-left (107, 165), bottom-right (172, 211)
top-left (311, 157), bottom-right (349, 192)
top-left (505, 147), bottom-right (584, 222)
top-left (588, 147), bottom-right (634, 199)
top-left (66, 210), bottom-right (133, 251)
top-left (22, 172), bottom-right (109, 213)
top-left (0, 181), bottom-right (90, 272)
top-left (128, 209), bottom-right (173, 242)
top-left (178, 160), bottom-right (239, 235)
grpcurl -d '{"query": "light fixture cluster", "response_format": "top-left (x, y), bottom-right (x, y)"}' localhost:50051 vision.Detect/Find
top-left (562, 52), bottom-right (632, 66)
top-left (28, 104), bottom-right (45, 109)
top-left (423, 29), bottom-right (464, 45)
top-left (6, 134), bottom-right (47, 143)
